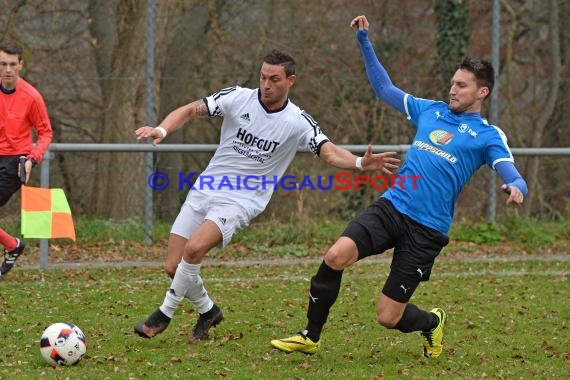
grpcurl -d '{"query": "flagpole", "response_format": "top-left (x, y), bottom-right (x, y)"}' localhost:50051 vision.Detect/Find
top-left (39, 149), bottom-right (52, 269)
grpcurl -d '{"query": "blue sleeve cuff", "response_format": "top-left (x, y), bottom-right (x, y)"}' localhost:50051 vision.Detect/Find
top-left (495, 161), bottom-right (528, 196)
top-left (507, 177), bottom-right (528, 196)
top-left (356, 29), bottom-right (369, 42)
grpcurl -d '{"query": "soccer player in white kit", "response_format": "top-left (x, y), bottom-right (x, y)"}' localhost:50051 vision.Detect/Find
top-left (133, 49), bottom-right (399, 343)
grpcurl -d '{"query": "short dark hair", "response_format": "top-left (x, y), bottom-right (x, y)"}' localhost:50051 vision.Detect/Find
top-left (0, 41), bottom-right (24, 61)
top-left (459, 57), bottom-right (494, 98)
top-left (263, 49), bottom-right (296, 77)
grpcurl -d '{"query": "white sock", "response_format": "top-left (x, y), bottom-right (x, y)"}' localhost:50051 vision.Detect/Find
top-left (159, 258), bottom-right (194, 318)
top-left (183, 262), bottom-right (214, 314)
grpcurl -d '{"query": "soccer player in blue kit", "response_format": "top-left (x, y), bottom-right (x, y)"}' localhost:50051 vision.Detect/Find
top-left (271, 15), bottom-right (528, 358)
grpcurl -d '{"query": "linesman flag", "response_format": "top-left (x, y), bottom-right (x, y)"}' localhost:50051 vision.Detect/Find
top-left (20, 185), bottom-right (76, 241)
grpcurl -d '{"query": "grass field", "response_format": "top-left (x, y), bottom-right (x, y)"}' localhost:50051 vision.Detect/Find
top-left (0, 255), bottom-right (568, 379)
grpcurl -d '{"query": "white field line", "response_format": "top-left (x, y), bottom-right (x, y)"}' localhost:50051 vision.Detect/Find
top-left (17, 270), bottom-right (569, 288)
top-left (31, 253), bottom-right (570, 271)
top-left (110, 269), bottom-right (569, 287)
top-left (20, 255), bottom-right (568, 287)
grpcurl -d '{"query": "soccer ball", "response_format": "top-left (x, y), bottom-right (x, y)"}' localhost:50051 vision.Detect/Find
top-left (39, 322), bottom-right (87, 366)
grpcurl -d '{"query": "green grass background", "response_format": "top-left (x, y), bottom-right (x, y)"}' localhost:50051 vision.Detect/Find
top-left (0, 216), bottom-right (568, 378)
top-left (0, 258), bottom-right (568, 379)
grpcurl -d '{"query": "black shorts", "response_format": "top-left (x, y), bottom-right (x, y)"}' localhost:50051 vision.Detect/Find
top-left (0, 156), bottom-right (23, 207)
top-left (342, 198), bottom-right (449, 283)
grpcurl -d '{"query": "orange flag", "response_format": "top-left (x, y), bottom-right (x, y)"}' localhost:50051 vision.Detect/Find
top-left (21, 185), bottom-right (76, 241)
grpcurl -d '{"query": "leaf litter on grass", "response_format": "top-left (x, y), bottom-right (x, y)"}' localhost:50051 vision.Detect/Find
top-left (1, 251), bottom-right (568, 379)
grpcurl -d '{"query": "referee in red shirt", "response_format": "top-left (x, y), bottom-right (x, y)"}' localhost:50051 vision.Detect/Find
top-left (0, 41), bottom-right (52, 278)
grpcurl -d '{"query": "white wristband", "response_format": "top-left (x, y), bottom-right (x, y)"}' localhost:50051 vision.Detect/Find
top-left (155, 127), bottom-right (167, 138)
top-left (355, 157), bottom-right (363, 170)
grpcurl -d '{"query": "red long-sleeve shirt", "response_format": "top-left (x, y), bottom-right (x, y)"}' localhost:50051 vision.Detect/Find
top-left (0, 78), bottom-right (53, 162)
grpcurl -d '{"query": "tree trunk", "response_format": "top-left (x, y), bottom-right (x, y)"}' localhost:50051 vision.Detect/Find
top-left (524, 0), bottom-right (560, 215)
top-left (93, 0), bottom-right (181, 220)
top-left (155, 3), bottom-right (208, 220)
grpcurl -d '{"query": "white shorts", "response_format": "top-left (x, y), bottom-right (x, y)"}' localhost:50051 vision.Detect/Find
top-left (170, 192), bottom-right (255, 248)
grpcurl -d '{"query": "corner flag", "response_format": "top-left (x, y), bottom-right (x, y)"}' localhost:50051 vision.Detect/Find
top-left (21, 185), bottom-right (76, 241)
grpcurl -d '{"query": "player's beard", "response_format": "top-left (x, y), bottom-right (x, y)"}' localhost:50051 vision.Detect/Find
top-left (449, 99), bottom-right (470, 113)
top-left (261, 91), bottom-right (285, 109)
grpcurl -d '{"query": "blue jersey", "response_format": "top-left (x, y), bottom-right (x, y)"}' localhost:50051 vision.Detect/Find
top-left (383, 96), bottom-right (513, 234)
top-left (356, 29), bottom-right (524, 235)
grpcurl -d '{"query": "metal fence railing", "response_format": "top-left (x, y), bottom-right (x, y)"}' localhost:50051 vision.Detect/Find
top-left (34, 144), bottom-right (570, 269)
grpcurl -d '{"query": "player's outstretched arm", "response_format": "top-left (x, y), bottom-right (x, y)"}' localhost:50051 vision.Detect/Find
top-left (350, 15), bottom-right (406, 114)
top-left (134, 99), bottom-right (209, 145)
top-left (319, 142), bottom-right (399, 175)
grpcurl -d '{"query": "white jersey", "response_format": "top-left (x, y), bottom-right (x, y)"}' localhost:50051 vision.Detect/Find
top-left (190, 86), bottom-right (329, 214)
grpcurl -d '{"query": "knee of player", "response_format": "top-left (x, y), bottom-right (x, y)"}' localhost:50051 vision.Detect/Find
top-left (323, 248), bottom-right (353, 271)
top-left (323, 251), bottom-right (342, 271)
top-left (323, 237), bottom-right (358, 270)
top-left (376, 308), bottom-right (398, 328)
top-left (183, 242), bottom-right (210, 261)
